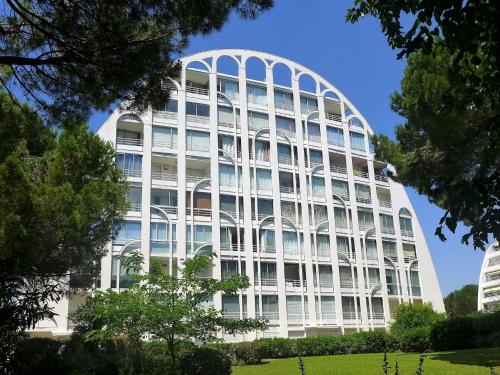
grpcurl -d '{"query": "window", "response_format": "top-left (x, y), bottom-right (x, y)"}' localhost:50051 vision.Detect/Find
top-left (274, 90), bottom-right (293, 110)
top-left (255, 168), bottom-right (272, 190)
top-left (309, 149), bottom-right (322, 165)
top-left (355, 183), bottom-right (371, 203)
top-left (221, 260), bottom-right (244, 279)
top-left (257, 262), bottom-right (277, 281)
top-left (117, 129), bottom-right (141, 141)
top-left (111, 256), bottom-right (136, 289)
top-left (307, 123), bottom-right (321, 139)
top-left (367, 268), bottom-right (380, 284)
top-left (254, 140), bottom-right (270, 161)
top-left (116, 153), bottom-right (142, 174)
top-left (186, 101), bottom-right (209, 117)
top-left (332, 179), bottom-right (349, 200)
top-left (327, 127), bottom-right (344, 146)
top-left (337, 237), bottom-right (349, 254)
top-left (410, 270), bottom-right (421, 296)
top-left (386, 268), bottom-right (398, 295)
top-left (366, 239), bottom-right (378, 260)
top-left (287, 296), bottom-right (307, 320)
top-left (260, 230), bottom-right (275, 251)
top-left (186, 225), bottom-right (212, 243)
top-left (312, 205), bottom-right (328, 222)
top-left (247, 84), bottom-right (267, 105)
top-left (186, 130), bottom-right (209, 151)
top-left (379, 214), bottom-right (395, 234)
top-left (383, 241), bottom-right (397, 258)
top-left (218, 106), bottom-right (239, 125)
top-left (300, 95), bottom-right (318, 112)
top-left (403, 243), bottom-right (417, 260)
top-left (349, 132), bottom-right (365, 151)
top-left (283, 231), bottom-right (298, 255)
top-left (334, 207), bottom-right (350, 229)
top-left (153, 126), bottom-right (177, 147)
top-left (277, 144), bottom-right (292, 160)
top-left (151, 189), bottom-right (177, 206)
top-left (126, 186), bottom-right (141, 210)
top-left (311, 176), bottom-right (325, 197)
top-left (219, 164), bottom-right (236, 186)
top-left (358, 209), bottom-right (374, 230)
top-left (115, 221), bottom-right (141, 241)
top-left (220, 195), bottom-right (236, 213)
top-left (219, 135), bottom-right (236, 155)
top-left (316, 235), bottom-right (330, 257)
top-left (276, 116), bottom-right (295, 133)
top-left (255, 295), bottom-right (279, 318)
top-left (316, 296), bottom-right (335, 320)
top-left (153, 99), bottom-right (177, 112)
top-left (150, 223), bottom-right (177, 254)
top-left (399, 216), bottom-right (414, 237)
top-left (248, 111), bottom-right (269, 129)
top-left (219, 79), bottom-right (239, 100)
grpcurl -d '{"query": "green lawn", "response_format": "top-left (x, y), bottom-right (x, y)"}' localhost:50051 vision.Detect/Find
top-left (232, 347), bottom-right (500, 375)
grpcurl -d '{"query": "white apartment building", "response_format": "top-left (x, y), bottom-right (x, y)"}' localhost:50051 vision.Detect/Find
top-left (478, 243), bottom-right (500, 312)
top-left (33, 49), bottom-right (444, 340)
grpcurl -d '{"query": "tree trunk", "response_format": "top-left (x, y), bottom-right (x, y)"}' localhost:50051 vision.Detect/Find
top-left (167, 337), bottom-right (176, 375)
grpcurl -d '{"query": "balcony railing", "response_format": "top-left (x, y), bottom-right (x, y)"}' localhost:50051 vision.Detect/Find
top-left (153, 205), bottom-right (177, 215)
top-left (121, 169), bottom-right (142, 178)
top-left (186, 208), bottom-right (212, 218)
top-left (249, 151), bottom-right (271, 163)
top-left (277, 155), bottom-right (294, 166)
top-left (186, 114), bottom-right (209, 125)
top-left (404, 256), bottom-right (417, 264)
top-left (356, 196), bottom-right (372, 205)
top-left (314, 280), bottom-right (334, 288)
top-left (325, 113), bottom-right (342, 122)
top-left (375, 174), bottom-right (389, 183)
top-left (285, 279), bottom-right (306, 290)
top-left (128, 203), bottom-right (142, 212)
top-left (308, 134), bottom-right (322, 144)
top-left (222, 312), bottom-right (248, 320)
top-left (220, 243), bottom-right (240, 252)
top-left (153, 110), bottom-right (177, 121)
top-left (254, 278), bottom-right (278, 287)
top-left (340, 281), bottom-right (358, 289)
top-left (253, 244), bottom-right (276, 254)
top-left (317, 312), bottom-right (337, 321)
top-left (353, 170), bottom-right (369, 179)
top-left (381, 227), bottom-right (396, 235)
top-left (251, 212), bottom-right (273, 221)
top-left (351, 144), bottom-right (366, 152)
top-left (186, 85), bottom-right (209, 96)
top-left (359, 223), bottom-right (375, 232)
top-left (384, 254), bottom-right (399, 263)
top-left (153, 140), bottom-right (177, 150)
top-left (186, 175), bottom-right (209, 184)
top-left (151, 171), bottom-right (177, 182)
top-left (379, 200), bottom-right (392, 209)
top-left (342, 311), bottom-right (361, 320)
top-left (186, 143), bottom-right (210, 152)
top-left (333, 193), bottom-right (350, 202)
top-left (328, 139), bottom-right (344, 148)
top-left (259, 312), bottom-right (280, 321)
top-left (400, 229), bottom-right (414, 238)
top-left (247, 96), bottom-right (267, 106)
top-left (367, 312), bottom-right (385, 320)
top-left (116, 137), bottom-right (143, 147)
top-left (330, 166), bottom-right (347, 175)
top-left (275, 102), bottom-right (295, 112)
top-left (279, 185), bottom-right (300, 195)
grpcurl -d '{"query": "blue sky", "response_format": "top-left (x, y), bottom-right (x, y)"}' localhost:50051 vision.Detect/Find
top-left (89, 0), bottom-right (490, 296)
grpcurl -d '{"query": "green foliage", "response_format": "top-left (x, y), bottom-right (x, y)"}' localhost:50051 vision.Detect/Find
top-left (10, 337), bottom-right (64, 375)
top-left (74, 254), bottom-right (266, 374)
top-left (0, 92), bottom-right (128, 364)
top-left (178, 346), bottom-right (232, 375)
top-left (430, 310), bottom-right (500, 351)
top-left (444, 284), bottom-right (479, 317)
top-left (0, 1), bottom-right (272, 121)
top-left (390, 303), bottom-right (444, 337)
top-left (396, 327), bottom-right (431, 353)
top-left (346, 1), bottom-right (499, 249)
top-left (216, 341), bottom-right (266, 366)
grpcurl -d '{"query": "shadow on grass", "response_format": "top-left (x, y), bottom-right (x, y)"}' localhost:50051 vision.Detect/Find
top-left (428, 347), bottom-right (500, 368)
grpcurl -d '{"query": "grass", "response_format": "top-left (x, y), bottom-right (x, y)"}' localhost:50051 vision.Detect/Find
top-left (232, 347), bottom-right (500, 375)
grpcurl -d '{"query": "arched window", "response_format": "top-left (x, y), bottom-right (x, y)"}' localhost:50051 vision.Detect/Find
top-left (399, 208), bottom-right (414, 237)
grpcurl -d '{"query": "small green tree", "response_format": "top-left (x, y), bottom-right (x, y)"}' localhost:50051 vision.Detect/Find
top-left (74, 254), bottom-right (266, 375)
top-left (390, 303), bottom-right (444, 337)
top-left (444, 284), bottom-right (479, 317)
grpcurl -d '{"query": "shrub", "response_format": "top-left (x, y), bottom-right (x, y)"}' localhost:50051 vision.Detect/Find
top-left (390, 303), bottom-right (444, 337)
top-left (11, 337), bottom-right (64, 375)
top-left (397, 327), bottom-right (431, 352)
top-left (179, 346), bottom-right (231, 375)
top-left (256, 337), bottom-right (297, 358)
top-left (217, 341), bottom-right (265, 365)
top-left (430, 311), bottom-right (500, 351)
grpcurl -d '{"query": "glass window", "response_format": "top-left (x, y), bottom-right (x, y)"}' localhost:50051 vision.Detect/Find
top-left (219, 79), bottom-right (239, 100)
top-left (300, 95), bottom-right (318, 112)
top-left (115, 221), bottom-right (141, 241)
top-left (247, 84), bottom-right (267, 104)
top-left (350, 132), bottom-right (365, 151)
top-left (380, 214), bottom-right (395, 234)
top-left (311, 176), bottom-right (325, 197)
top-left (151, 189), bottom-right (177, 206)
top-left (332, 179), bottom-right (349, 199)
top-left (327, 127), bottom-right (344, 146)
top-left (186, 130), bottom-right (210, 150)
top-left (358, 209), bottom-right (374, 230)
top-left (307, 123), bottom-right (321, 137)
top-left (383, 241), bottom-right (397, 257)
top-left (116, 153), bottom-right (142, 173)
top-left (355, 183), bottom-right (371, 200)
top-left (276, 116), bottom-right (295, 133)
top-left (153, 126), bottom-right (177, 147)
top-left (277, 144), bottom-right (291, 159)
top-left (399, 217), bottom-right (414, 236)
top-left (309, 149), bottom-right (322, 164)
top-left (274, 90), bottom-right (293, 110)
top-left (248, 111), bottom-right (269, 129)
top-left (186, 102), bottom-right (210, 117)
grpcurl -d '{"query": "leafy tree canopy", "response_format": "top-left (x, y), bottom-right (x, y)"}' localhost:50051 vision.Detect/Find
top-left (444, 284), bottom-right (478, 317)
top-left (346, 1), bottom-right (499, 249)
top-left (0, 91), bottom-right (128, 361)
top-left (390, 302), bottom-right (444, 337)
top-left (0, 0), bottom-right (273, 121)
top-left (73, 254), bottom-right (266, 375)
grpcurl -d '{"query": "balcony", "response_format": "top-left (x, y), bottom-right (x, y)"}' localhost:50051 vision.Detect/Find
top-left (381, 227), bottom-right (396, 235)
top-left (121, 169), bottom-right (142, 178)
top-left (152, 139), bottom-right (177, 151)
top-left (254, 278), bottom-right (278, 287)
top-left (151, 171), bottom-right (177, 182)
top-left (279, 185), bottom-right (300, 195)
top-left (330, 165), bottom-right (347, 175)
top-left (314, 280), bottom-right (334, 289)
top-left (186, 85), bottom-right (209, 96)
top-left (253, 244), bottom-right (276, 254)
top-left (186, 143), bottom-right (210, 152)
top-left (222, 312), bottom-right (248, 320)
top-left (325, 112), bottom-right (342, 122)
top-left (186, 175), bottom-right (209, 184)
top-left (375, 174), bottom-right (389, 183)
top-left (342, 311), bottom-right (361, 321)
top-left (379, 200), bottom-right (392, 209)
top-left (356, 196), bottom-right (372, 205)
top-left (340, 281), bottom-right (358, 289)
top-left (116, 137), bottom-right (143, 147)
top-left (220, 243), bottom-right (241, 252)
top-left (186, 114), bottom-right (209, 126)
top-left (367, 312), bottom-right (385, 321)
top-left (259, 311), bottom-right (280, 321)
top-left (353, 170), bottom-right (369, 179)
top-left (285, 279), bottom-right (306, 291)
top-left (400, 229), bottom-right (414, 238)
top-left (153, 110), bottom-right (177, 122)
top-left (185, 208), bottom-right (212, 218)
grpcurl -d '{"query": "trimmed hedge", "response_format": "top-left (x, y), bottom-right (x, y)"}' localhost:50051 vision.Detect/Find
top-left (430, 311), bottom-right (500, 351)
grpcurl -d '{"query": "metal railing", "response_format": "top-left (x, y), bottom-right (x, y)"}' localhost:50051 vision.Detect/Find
top-left (308, 134), bottom-right (322, 144)
top-left (116, 137), bottom-right (143, 147)
top-left (351, 144), bottom-right (366, 152)
top-left (353, 170), bottom-right (369, 179)
top-left (151, 171), bottom-right (177, 182)
top-left (314, 280), bottom-right (334, 288)
top-left (356, 196), bottom-right (372, 205)
top-left (400, 229), bottom-right (414, 238)
top-left (340, 281), bottom-right (358, 289)
top-left (367, 312), bottom-right (385, 320)
top-left (325, 113), bottom-right (342, 122)
top-left (247, 96), bottom-right (268, 106)
top-left (220, 243), bottom-right (240, 252)
top-left (277, 155), bottom-right (294, 166)
top-left (249, 151), bottom-right (271, 163)
top-left (359, 223), bottom-right (376, 232)
top-left (328, 139), bottom-right (344, 148)
top-left (274, 102), bottom-right (295, 112)
top-left (152, 140), bottom-right (177, 149)
top-left (185, 208), bottom-right (212, 218)
top-left (186, 143), bottom-right (210, 152)
top-left (259, 312), bottom-right (280, 321)
top-left (375, 174), bottom-right (389, 183)
top-left (251, 212), bottom-right (273, 221)
top-left (222, 312), bottom-right (248, 320)
top-left (121, 169), bottom-right (142, 178)
top-left (252, 244), bottom-right (276, 254)
top-left (379, 200), bottom-right (392, 209)
top-left (279, 185), bottom-right (300, 195)
top-left (186, 175), bottom-right (209, 184)
top-left (384, 254), bottom-right (399, 263)
top-left (381, 227), bottom-right (396, 235)
top-left (186, 85), bottom-right (209, 96)
top-left (154, 205), bottom-right (177, 215)
top-left (330, 166), bottom-right (348, 175)
top-left (254, 278), bottom-right (278, 286)
top-left (404, 256), bottom-right (417, 264)
top-left (186, 114), bottom-right (209, 125)
top-left (313, 248), bottom-right (331, 258)
top-left (128, 203), bottom-right (142, 211)
top-left (218, 120), bottom-right (241, 129)
top-left (153, 111), bottom-right (177, 120)
top-left (285, 279), bottom-right (306, 289)
top-left (342, 312), bottom-right (361, 320)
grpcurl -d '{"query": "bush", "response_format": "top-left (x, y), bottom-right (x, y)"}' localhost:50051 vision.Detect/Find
top-left (390, 303), bottom-right (444, 337)
top-left (256, 337), bottom-right (297, 358)
top-left (10, 337), bottom-right (64, 375)
top-left (397, 327), bottom-right (431, 352)
top-left (215, 341), bottom-right (265, 365)
top-left (430, 311), bottom-right (500, 351)
top-left (179, 346), bottom-right (231, 375)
